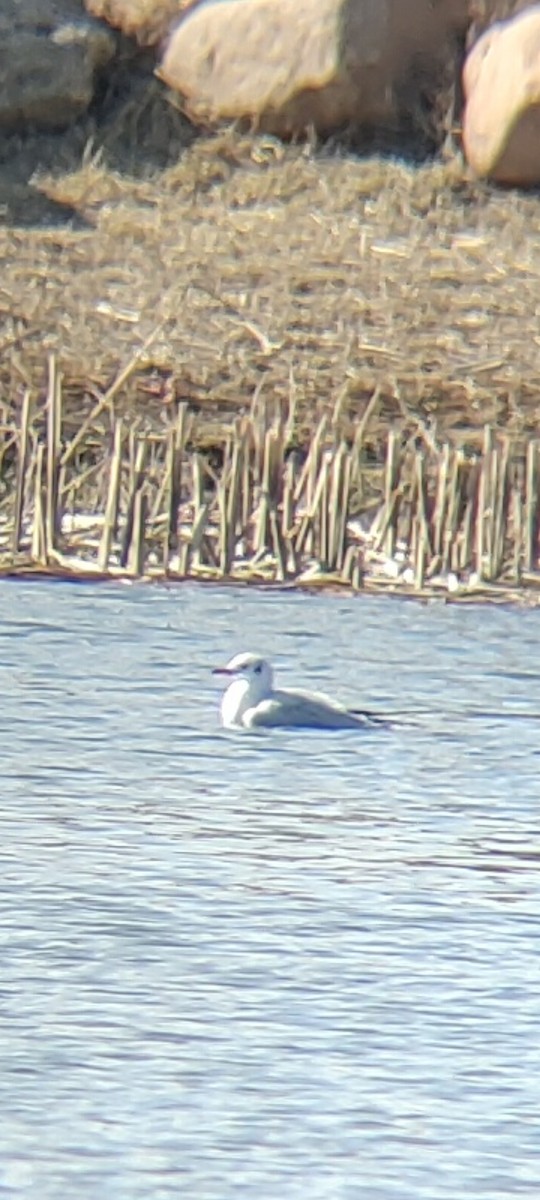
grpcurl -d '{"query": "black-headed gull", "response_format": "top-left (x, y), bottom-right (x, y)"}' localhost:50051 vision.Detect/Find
top-left (212, 652), bottom-right (387, 731)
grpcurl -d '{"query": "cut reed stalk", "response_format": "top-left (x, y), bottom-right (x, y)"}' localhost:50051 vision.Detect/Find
top-left (12, 389), bottom-right (31, 555)
top-left (241, 421), bottom-right (254, 534)
top-left (525, 440), bottom-right (538, 572)
top-left (281, 457), bottom-right (295, 540)
top-left (413, 452), bottom-right (430, 587)
top-left (129, 487), bottom-right (147, 576)
top-left (511, 485), bottom-right (523, 584)
top-left (319, 454), bottom-right (330, 568)
top-left (270, 505), bottom-right (287, 581)
top-left (120, 437), bottom-right (147, 568)
top-left (189, 502), bottom-right (210, 564)
top-left (188, 453), bottom-right (210, 572)
top-left (415, 450), bottom-right (431, 552)
top-left (459, 499), bottom-right (473, 573)
top-left (383, 428), bottom-right (399, 561)
top-left (225, 432), bottom-right (243, 568)
top-left (444, 449), bottom-right (463, 573)
top-left (432, 441), bottom-right (450, 560)
top-left (341, 543), bottom-right (356, 584)
top-left (373, 484), bottom-right (401, 553)
top-left (327, 444), bottom-right (351, 572)
top-left (98, 419), bottom-right (123, 571)
top-left (414, 516), bottom-right (426, 589)
top-left (31, 443), bottom-right (46, 564)
top-left (254, 428), bottom-right (274, 555)
top-left (46, 355), bottom-right (62, 556)
top-left (476, 426), bottom-right (494, 579)
top-left (165, 402), bottom-right (187, 564)
top-left (294, 415), bottom-right (327, 507)
top-left (492, 437), bottom-right (510, 579)
top-left (335, 449), bottom-right (352, 572)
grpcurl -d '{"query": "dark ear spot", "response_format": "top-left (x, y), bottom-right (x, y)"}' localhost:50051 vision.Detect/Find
top-left (254, 664), bottom-right (262, 675)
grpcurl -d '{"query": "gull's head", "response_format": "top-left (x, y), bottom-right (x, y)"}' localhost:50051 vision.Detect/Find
top-left (212, 652), bottom-right (273, 700)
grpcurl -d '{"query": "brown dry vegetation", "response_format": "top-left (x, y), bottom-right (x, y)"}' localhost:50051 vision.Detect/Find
top-left (1, 67), bottom-right (540, 462)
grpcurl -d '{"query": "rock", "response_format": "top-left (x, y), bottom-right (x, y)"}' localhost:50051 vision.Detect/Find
top-left (51, 19), bottom-right (116, 67)
top-left (463, 5), bottom-right (540, 183)
top-left (468, 0), bottom-right (537, 40)
top-left (0, 1), bottom-right (85, 33)
top-left (0, 3), bottom-right (116, 132)
top-left (157, 0), bottom-right (470, 137)
top-left (85, 0), bottom-right (199, 47)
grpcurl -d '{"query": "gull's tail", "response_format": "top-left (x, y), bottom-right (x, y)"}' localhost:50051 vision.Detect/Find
top-left (348, 709), bottom-right (418, 729)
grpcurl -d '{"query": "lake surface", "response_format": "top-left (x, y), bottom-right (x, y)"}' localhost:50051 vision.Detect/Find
top-left (1, 579), bottom-right (540, 1200)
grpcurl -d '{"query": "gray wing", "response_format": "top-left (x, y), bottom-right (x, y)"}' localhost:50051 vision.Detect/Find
top-left (246, 688), bottom-right (367, 730)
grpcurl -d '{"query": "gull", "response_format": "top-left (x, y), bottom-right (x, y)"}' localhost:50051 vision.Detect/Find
top-left (212, 652), bottom-right (388, 731)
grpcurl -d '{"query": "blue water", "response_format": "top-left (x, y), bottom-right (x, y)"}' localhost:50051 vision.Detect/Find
top-left (1, 580), bottom-right (540, 1199)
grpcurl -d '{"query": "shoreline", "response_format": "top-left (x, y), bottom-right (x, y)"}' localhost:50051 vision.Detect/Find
top-left (2, 561), bottom-right (540, 609)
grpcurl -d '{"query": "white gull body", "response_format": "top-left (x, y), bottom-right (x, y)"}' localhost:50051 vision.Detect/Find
top-left (212, 652), bottom-right (384, 731)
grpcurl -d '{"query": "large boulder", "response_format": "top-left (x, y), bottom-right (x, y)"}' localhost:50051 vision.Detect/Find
top-left (468, 0), bottom-right (537, 38)
top-left (0, 1), bottom-right (115, 131)
top-left (0, 0), bottom-right (85, 30)
top-left (463, 5), bottom-right (540, 183)
top-left (157, 0), bottom-right (470, 137)
top-left (85, 0), bottom-right (199, 46)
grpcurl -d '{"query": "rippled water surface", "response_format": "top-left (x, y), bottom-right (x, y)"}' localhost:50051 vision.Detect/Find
top-left (1, 580), bottom-right (540, 1199)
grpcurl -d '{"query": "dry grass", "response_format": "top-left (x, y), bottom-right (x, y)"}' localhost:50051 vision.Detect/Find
top-left (2, 77), bottom-right (540, 456)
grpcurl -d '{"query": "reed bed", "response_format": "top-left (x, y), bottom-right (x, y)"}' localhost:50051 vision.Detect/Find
top-left (2, 354), bottom-right (540, 604)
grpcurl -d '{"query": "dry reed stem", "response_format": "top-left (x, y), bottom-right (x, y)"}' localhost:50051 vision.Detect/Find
top-left (460, 498), bottom-right (473, 573)
top-left (445, 449), bottom-right (463, 572)
top-left (270, 505), bottom-right (287, 582)
top-left (254, 428), bottom-right (275, 554)
top-left (46, 355), bottom-right (62, 555)
top-left (493, 437), bottom-right (510, 579)
top-left (189, 501), bottom-right (210, 560)
top-left (31, 443), bottom-right (46, 564)
top-left (98, 418), bottom-right (123, 571)
top-left (383, 430), bottom-right (399, 560)
top-left (120, 438), bottom-right (147, 568)
top-left (319, 455), bottom-right (330, 568)
top-left (525, 441), bottom-right (538, 572)
top-left (12, 389), bottom-right (30, 555)
top-left (129, 487), bottom-right (147, 576)
top-left (433, 442), bottom-right (450, 560)
top-left (512, 485), bottom-right (523, 584)
top-left (166, 402), bottom-right (188, 560)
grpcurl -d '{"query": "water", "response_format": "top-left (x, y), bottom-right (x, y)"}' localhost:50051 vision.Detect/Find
top-left (1, 580), bottom-right (540, 1200)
